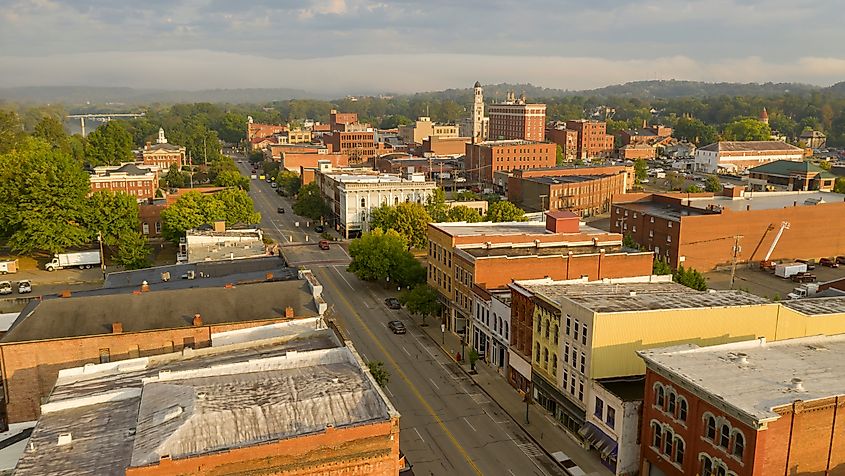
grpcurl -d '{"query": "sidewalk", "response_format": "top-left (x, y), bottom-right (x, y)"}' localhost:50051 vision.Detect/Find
top-left (411, 314), bottom-right (612, 476)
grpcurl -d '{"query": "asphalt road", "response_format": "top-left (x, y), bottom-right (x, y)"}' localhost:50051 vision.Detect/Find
top-left (315, 265), bottom-right (565, 476)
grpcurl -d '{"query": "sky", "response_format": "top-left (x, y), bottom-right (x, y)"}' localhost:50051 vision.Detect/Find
top-left (1, 0), bottom-right (843, 95)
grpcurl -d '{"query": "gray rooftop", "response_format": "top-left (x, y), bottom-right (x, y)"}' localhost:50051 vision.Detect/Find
top-left (1, 279), bottom-right (318, 343)
top-left (639, 334), bottom-right (845, 423)
top-left (519, 282), bottom-right (770, 313)
top-left (103, 256), bottom-right (293, 290)
top-left (14, 324), bottom-right (395, 475)
top-left (686, 191), bottom-right (845, 212)
top-left (697, 141), bottom-right (804, 153)
top-left (782, 296), bottom-right (845, 315)
top-left (431, 220), bottom-right (610, 238)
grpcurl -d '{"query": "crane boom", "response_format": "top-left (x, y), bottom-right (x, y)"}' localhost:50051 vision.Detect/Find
top-left (763, 221), bottom-right (790, 261)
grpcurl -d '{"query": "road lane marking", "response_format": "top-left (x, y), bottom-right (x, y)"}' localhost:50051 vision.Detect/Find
top-left (317, 269), bottom-right (482, 475)
top-left (414, 427), bottom-right (426, 444)
top-left (483, 409), bottom-right (510, 425)
top-left (402, 345), bottom-right (411, 357)
top-left (463, 417), bottom-right (477, 432)
top-left (385, 386), bottom-right (394, 397)
top-left (428, 377), bottom-right (440, 390)
top-left (333, 266), bottom-right (354, 290)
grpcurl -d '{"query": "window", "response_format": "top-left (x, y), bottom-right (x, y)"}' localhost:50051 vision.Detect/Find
top-left (733, 432), bottom-right (745, 459)
top-left (536, 319), bottom-right (542, 333)
top-left (564, 343), bottom-right (570, 362)
top-left (595, 397), bottom-right (604, 418)
top-left (544, 320), bottom-right (550, 339)
top-left (656, 385), bottom-right (665, 407)
top-left (543, 348), bottom-right (548, 368)
top-left (579, 353), bottom-right (585, 373)
top-left (606, 406), bottom-right (616, 428)
top-left (720, 424), bottom-right (730, 448)
top-left (565, 317), bottom-right (571, 335)
top-left (674, 438), bottom-right (685, 465)
top-left (552, 355), bottom-right (558, 376)
top-left (581, 325), bottom-right (587, 345)
top-left (668, 393), bottom-right (676, 414)
top-left (360, 197), bottom-right (366, 207)
top-left (99, 348), bottom-right (110, 364)
top-left (652, 424), bottom-right (663, 449)
top-left (534, 343), bottom-right (540, 362)
top-left (573, 322), bottom-right (579, 341)
top-left (142, 222), bottom-right (150, 235)
top-left (716, 467), bottom-right (726, 476)
top-left (155, 221), bottom-right (162, 233)
top-left (678, 398), bottom-right (688, 422)
top-left (553, 324), bottom-right (559, 344)
top-left (569, 376), bottom-right (575, 394)
top-left (578, 381), bottom-right (584, 401)
top-left (701, 456), bottom-right (713, 476)
top-left (706, 416), bottom-right (717, 440)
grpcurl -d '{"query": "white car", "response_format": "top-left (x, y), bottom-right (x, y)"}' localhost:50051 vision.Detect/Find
top-left (551, 451), bottom-right (587, 476)
top-left (17, 280), bottom-right (31, 294)
top-left (0, 281), bottom-right (11, 295)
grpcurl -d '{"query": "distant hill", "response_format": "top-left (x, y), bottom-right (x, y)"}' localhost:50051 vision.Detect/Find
top-left (0, 86), bottom-right (327, 106)
top-left (824, 81), bottom-right (845, 94)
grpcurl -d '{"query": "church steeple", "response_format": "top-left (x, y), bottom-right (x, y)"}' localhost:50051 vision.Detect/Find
top-left (472, 81), bottom-right (484, 144)
top-left (759, 108), bottom-right (769, 125)
top-left (157, 127), bottom-right (168, 144)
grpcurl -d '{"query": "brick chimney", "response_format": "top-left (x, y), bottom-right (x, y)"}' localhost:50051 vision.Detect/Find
top-left (112, 322), bottom-right (123, 334)
top-left (192, 314), bottom-right (203, 327)
top-left (59, 290), bottom-right (72, 298)
top-left (544, 210), bottom-right (580, 234)
top-left (284, 306), bottom-right (295, 318)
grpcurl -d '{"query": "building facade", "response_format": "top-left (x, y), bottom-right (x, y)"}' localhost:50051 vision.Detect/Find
top-left (507, 172), bottom-right (628, 216)
top-left (469, 287), bottom-right (512, 376)
top-left (546, 126), bottom-right (579, 162)
top-left (141, 128), bottom-right (185, 170)
top-left (488, 92), bottom-right (546, 142)
top-left (398, 117), bottom-right (460, 145)
top-left (694, 141), bottom-right (805, 173)
top-left (465, 140), bottom-right (556, 184)
top-left (746, 159), bottom-right (837, 192)
top-left (90, 163), bottom-right (159, 200)
top-left (247, 116), bottom-right (287, 141)
top-left (324, 130), bottom-right (376, 164)
top-left (566, 120), bottom-right (615, 160)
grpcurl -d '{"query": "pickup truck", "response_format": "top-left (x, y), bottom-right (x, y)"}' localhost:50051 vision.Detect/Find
top-left (318, 240), bottom-right (331, 250)
top-left (791, 272), bottom-right (817, 283)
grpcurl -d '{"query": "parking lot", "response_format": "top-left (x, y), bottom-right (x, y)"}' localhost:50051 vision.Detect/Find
top-left (706, 261), bottom-right (845, 300)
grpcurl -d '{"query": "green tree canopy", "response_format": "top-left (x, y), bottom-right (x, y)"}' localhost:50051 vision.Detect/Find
top-left (673, 117), bottom-right (718, 145)
top-left (347, 228), bottom-right (410, 282)
top-left (400, 284), bottom-right (442, 326)
top-left (0, 137), bottom-right (91, 254)
top-left (160, 189), bottom-right (260, 242)
top-left (292, 182), bottom-right (330, 220)
top-left (112, 231), bottom-right (151, 270)
top-left (369, 202), bottom-right (431, 249)
top-left (634, 159), bottom-right (648, 183)
top-left (653, 258), bottom-right (673, 275)
top-left (486, 201), bottom-right (526, 222)
top-left (685, 184), bottom-right (704, 193)
top-left (0, 110), bottom-right (25, 154)
top-left (83, 191), bottom-right (140, 245)
top-left (556, 144), bottom-right (565, 165)
top-left (85, 121), bottom-right (133, 166)
top-left (835, 177), bottom-right (845, 194)
top-left (722, 118), bottom-right (772, 141)
top-left (673, 265), bottom-right (708, 291)
top-left (445, 205), bottom-right (483, 223)
top-left (704, 175), bottom-right (722, 192)
top-left (277, 170), bottom-right (302, 196)
top-left (163, 164), bottom-right (188, 188)
top-left (214, 169), bottom-right (249, 190)
top-left (425, 188), bottom-right (449, 222)
top-left (367, 361), bottom-right (390, 387)
top-left (32, 116), bottom-right (70, 154)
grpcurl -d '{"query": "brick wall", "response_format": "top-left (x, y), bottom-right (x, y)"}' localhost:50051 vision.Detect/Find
top-left (282, 153), bottom-right (349, 172)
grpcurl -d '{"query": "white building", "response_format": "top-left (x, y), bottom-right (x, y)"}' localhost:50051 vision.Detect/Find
top-left (470, 289), bottom-right (511, 376)
top-left (585, 378), bottom-right (644, 475)
top-left (315, 161), bottom-right (437, 239)
top-left (178, 221), bottom-right (265, 263)
top-left (694, 141), bottom-right (804, 173)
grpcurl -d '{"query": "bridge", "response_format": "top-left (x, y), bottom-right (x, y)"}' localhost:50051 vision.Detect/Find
top-left (66, 113), bottom-right (145, 136)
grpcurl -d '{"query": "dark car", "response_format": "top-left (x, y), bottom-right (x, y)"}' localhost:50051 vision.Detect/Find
top-left (314, 225), bottom-right (325, 233)
top-left (820, 258), bottom-right (840, 268)
top-left (796, 259), bottom-right (816, 270)
top-left (384, 297), bottom-right (401, 309)
top-left (837, 256), bottom-right (845, 265)
top-left (277, 207), bottom-right (285, 214)
top-left (791, 272), bottom-right (817, 283)
top-left (318, 240), bottom-right (330, 250)
top-left (388, 320), bottom-right (406, 334)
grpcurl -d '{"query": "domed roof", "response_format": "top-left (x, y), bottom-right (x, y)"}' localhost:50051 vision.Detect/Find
top-left (474, 81), bottom-right (481, 88)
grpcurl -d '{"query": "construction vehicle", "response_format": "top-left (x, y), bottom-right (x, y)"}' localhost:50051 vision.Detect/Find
top-left (759, 221), bottom-right (790, 269)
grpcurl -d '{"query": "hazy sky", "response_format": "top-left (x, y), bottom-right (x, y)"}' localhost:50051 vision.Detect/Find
top-left (1, 0), bottom-right (843, 94)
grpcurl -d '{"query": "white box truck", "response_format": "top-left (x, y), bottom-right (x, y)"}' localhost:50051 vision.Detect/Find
top-left (775, 262), bottom-right (807, 279)
top-left (0, 259), bottom-right (18, 275)
top-left (45, 250), bottom-right (101, 271)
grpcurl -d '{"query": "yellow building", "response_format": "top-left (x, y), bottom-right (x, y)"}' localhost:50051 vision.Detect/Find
top-left (398, 117), bottom-right (459, 145)
top-left (284, 129), bottom-right (313, 144)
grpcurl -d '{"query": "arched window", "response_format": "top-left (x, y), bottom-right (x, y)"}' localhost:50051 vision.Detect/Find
top-left (663, 428), bottom-right (673, 456)
top-left (394, 197), bottom-right (399, 205)
top-left (701, 455), bottom-right (713, 476)
top-left (716, 466), bottom-right (726, 476)
top-left (678, 397), bottom-right (688, 422)
top-left (674, 437), bottom-right (685, 464)
top-left (504, 322), bottom-right (509, 340)
top-left (668, 392), bottom-right (676, 414)
top-left (553, 324), bottom-right (559, 344)
top-left (361, 197), bottom-right (366, 208)
top-left (655, 385), bottom-right (665, 407)
top-left (651, 422), bottom-right (662, 449)
top-left (543, 348), bottom-right (549, 368)
top-left (544, 320), bottom-right (550, 339)
top-left (720, 424), bottom-right (731, 448)
top-left (733, 432), bottom-right (745, 459)
top-left (534, 343), bottom-right (540, 362)
top-left (552, 355), bottom-right (558, 376)
top-left (706, 416), bottom-right (717, 440)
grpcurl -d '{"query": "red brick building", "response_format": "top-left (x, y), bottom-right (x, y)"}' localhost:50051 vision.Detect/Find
top-left (619, 143), bottom-right (657, 160)
top-left (90, 163), bottom-right (159, 200)
top-left (566, 120), bottom-right (615, 160)
top-left (639, 334), bottom-right (845, 476)
top-left (611, 189), bottom-right (845, 270)
top-left (546, 126), bottom-right (578, 161)
top-left (465, 140), bottom-right (556, 184)
top-left (488, 93), bottom-right (546, 142)
top-left (141, 129), bottom-right (185, 169)
top-left (281, 152), bottom-right (349, 172)
top-left (247, 118), bottom-right (287, 141)
top-left (508, 171), bottom-right (629, 216)
top-left (619, 125), bottom-right (673, 147)
top-left (421, 136), bottom-right (470, 156)
top-left (325, 131), bottom-right (376, 164)
top-left (330, 109), bottom-right (359, 131)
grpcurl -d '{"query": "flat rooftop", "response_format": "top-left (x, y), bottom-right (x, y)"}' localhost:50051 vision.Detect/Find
top-left (518, 281), bottom-right (770, 313)
top-left (782, 296), bottom-right (845, 315)
top-left (639, 334), bottom-right (845, 423)
top-left (1, 279), bottom-right (318, 343)
top-left (596, 377), bottom-right (645, 402)
top-left (104, 256), bottom-right (293, 290)
top-left (460, 243), bottom-right (624, 259)
top-left (14, 322), bottom-right (396, 475)
top-left (431, 220), bottom-right (610, 238)
top-left (526, 175), bottom-right (613, 185)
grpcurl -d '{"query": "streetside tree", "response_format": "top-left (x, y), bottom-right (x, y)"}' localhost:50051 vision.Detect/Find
top-left (369, 201), bottom-right (431, 249)
top-left (486, 201), bottom-right (526, 222)
top-left (399, 284), bottom-right (442, 326)
top-left (347, 228), bottom-right (409, 282)
top-left (84, 121), bottom-right (134, 166)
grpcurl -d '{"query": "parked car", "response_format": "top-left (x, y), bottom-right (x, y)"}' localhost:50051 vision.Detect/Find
top-left (837, 256), bottom-right (845, 265)
top-left (270, 182), bottom-right (277, 188)
top-left (551, 451), bottom-right (587, 476)
top-left (17, 280), bottom-right (31, 294)
top-left (384, 297), bottom-right (402, 310)
top-left (796, 259), bottom-right (816, 270)
top-left (277, 207), bottom-right (285, 214)
top-left (388, 320), bottom-right (406, 334)
top-left (318, 240), bottom-right (330, 250)
top-left (314, 225), bottom-right (325, 233)
top-left (791, 272), bottom-right (817, 283)
top-left (0, 281), bottom-right (12, 295)
top-left (820, 258), bottom-right (840, 268)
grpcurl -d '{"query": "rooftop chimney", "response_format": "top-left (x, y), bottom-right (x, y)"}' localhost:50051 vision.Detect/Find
top-left (112, 322), bottom-right (123, 334)
top-left (59, 290), bottom-right (71, 298)
top-left (140, 281), bottom-right (150, 292)
top-left (790, 377), bottom-right (806, 392)
top-left (545, 210), bottom-right (580, 234)
top-left (57, 433), bottom-right (72, 446)
top-left (192, 314), bottom-right (202, 327)
top-left (736, 352), bottom-right (749, 365)
top-left (285, 306), bottom-right (295, 318)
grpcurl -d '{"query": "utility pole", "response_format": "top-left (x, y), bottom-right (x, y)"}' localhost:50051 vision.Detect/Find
top-left (729, 235), bottom-right (743, 289)
top-left (97, 231), bottom-right (106, 279)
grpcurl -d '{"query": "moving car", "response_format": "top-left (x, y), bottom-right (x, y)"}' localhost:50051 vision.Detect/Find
top-left (0, 281), bottom-right (12, 295)
top-left (820, 258), bottom-right (840, 268)
top-left (837, 256), bottom-right (845, 265)
top-left (270, 182), bottom-right (277, 188)
top-left (384, 297), bottom-right (401, 309)
top-left (551, 451), bottom-right (587, 476)
top-left (277, 207), bottom-right (285, 214)
top-left (314, 225), bottom-right (325, 233)
top-left (318, 240), bottom-right (330, 250)
top-left (388, 320), bottom-right (406, 334)
top-left (17, 280), bottom-right (31, 294)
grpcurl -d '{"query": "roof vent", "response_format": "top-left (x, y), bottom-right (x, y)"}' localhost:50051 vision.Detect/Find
top-left (790, 378), bottom-right (806, 392)
top-left (332, 378), bottom-right (340, 384)
top-left (57, 433), bottom-right (72, 446)
top-left (629, 291), bottom-right (636, 297)
top-left (736, 352), bottom-right (749, 365)
top-left (152, 405), bottom-right (184, 426)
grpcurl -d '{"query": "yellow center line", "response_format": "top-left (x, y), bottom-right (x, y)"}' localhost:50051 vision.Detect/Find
top-left (320, 268), bottom-right (483, 476)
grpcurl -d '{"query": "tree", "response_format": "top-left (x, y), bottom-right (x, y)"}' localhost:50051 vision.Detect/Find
top-left (83, 191), bottom-right (140, 245)
top-left (214, 169), bottom-right (249, 190)
top-left (369, 202), bottom-right (431, 249)
top-left (85, 121), bottom-right (133, 166)
top-left (32, 116), bottom-right (70, 154)
top-left (347, 228), bottom-right (409, 282)
top-left (292, 182), bottom-right (330, 220)
top-left (446, 205), bottom-right (482, 223)
top-left (214, 187), bottom-right (262, 226)
top-left (112, 231), bottom-right (151, 270)
top-left (704, 174), bottom-right (722, 192)
top-left (160, 189), bottom-right (260, 242)
top-left (0, 110), bottom-right (25, 154)
top-left (623, 233), bottom-right (640, 250)
top-left (277, 169), bottom-right (301, 196)
top-left (555, 144), bottom-right (565, 165)
top-left (665, 171), bottom-right (685, 191)
top-left (685, 184), bottom-right (704, 193)
top-left (634, 159), bottom-right (648, 184)
top-left (367, 361), bottom-right (390, 387)
top-left (454, 190), bottom-right (480, 202)
top-left (400, 284), bottom-right (442, 326)
top-left (392, 252), bottom-right (427, 288)
top-left (0, 138), bottom-right (91, 254)
top-left (425, 188), bottom-right (449, 222)
top-left (486, 201), bottom-right (526, 222)
top-left (673, 265), bottom-right (708, 291)
top-left (653, 258), bottom-right (673, 275)
top-left (468, 348), bottom-right (480, 372)
top-left (163, 164), bottom-right (188, 188)
top-left (835, 177), bottom-right (845, 194)
top-left (722, 119), bottom-right (771, 141)
top-left (673, 117), bottom-right (717, 145)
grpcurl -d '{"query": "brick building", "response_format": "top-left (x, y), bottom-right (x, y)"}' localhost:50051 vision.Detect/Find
top-left (611, 189), bottom-right (845, 270)
top-left (507, 171), bottom-right (629, 216)
top-left (90, 163), bottom-right (159, 200)
top-left (618, 143), bottom-right (657, 160)
top-left (546, 125), bottom-right (578, 161)
top-left (139, 199), bottom-right (166, 238)
top-left (488, 92), bottom-right (546, 142)
top-left (639, 332), bottom-right (845, 476)
top-left (421, 136), bottom-right (470, 156)
top-left (281, 151), bottom-right (349, 172)
top-left (398, 116), bottom-right (460, 145)
top-left (0, 263), bottom-right (322, 425)
top-left (247, 117), bottom-right (287, 141)
top-left (267, 143), bottom-right (324, 162)
top-left (619, 125), bottom-right (673, 147)
top-left (324, 130), bottom-right (376, 164)
top-left (141, 128), bottom-right (185, 169)
top-left (465, 140), bottom-right (556, 184)
top-left (694, 141), bottom-right (805, 173)
top-left (14, 318), bottom-right (404, 475)
top-left (747, 159), bottom-right (837, 192)
top-left (507, 165), bottom-right (635, 194)
top-left (566, 120), bottom-right (615, 160)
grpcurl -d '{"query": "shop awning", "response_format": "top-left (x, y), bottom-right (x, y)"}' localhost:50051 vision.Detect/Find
top-left (579, 422), bottom-right (618, 458)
